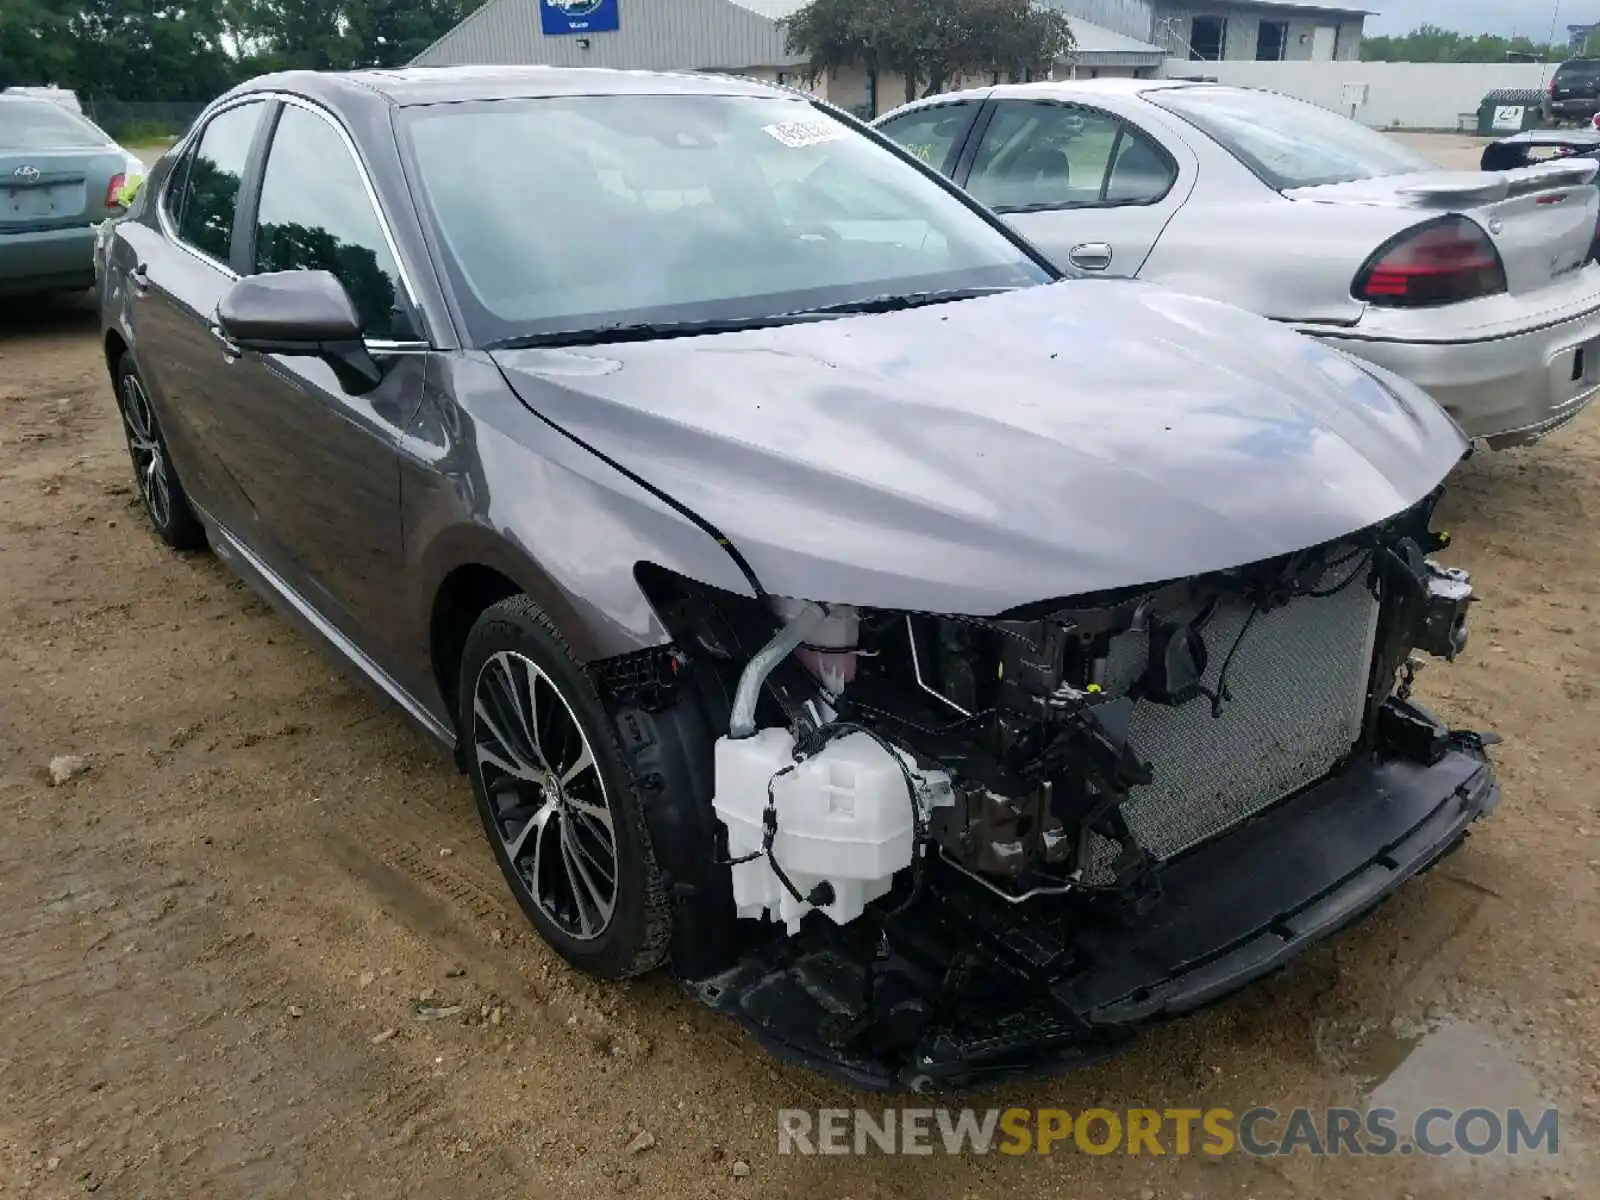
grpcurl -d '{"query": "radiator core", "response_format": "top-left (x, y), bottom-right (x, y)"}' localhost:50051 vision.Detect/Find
top-left (1100, 553), bottom-right (1381, 862)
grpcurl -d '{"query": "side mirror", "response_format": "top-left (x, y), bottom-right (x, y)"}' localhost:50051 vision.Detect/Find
top-left (216, 270), bottom-right (382, 392)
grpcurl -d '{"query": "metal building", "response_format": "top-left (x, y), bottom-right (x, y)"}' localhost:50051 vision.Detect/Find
top-left (413, 0), bottom-right (795, 76)
top-left (410, 0), bottom-right (1169, 118)
top-left (1146, 1), bottom-right (1367, 62)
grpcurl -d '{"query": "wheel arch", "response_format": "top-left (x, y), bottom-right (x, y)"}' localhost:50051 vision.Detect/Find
top-left (428, 561), bottom-right (522, 732)
top-left (104, 327), bottom-right (130, 384)
top-left (421, 526), bottom-right (663, 734)
top-left (427, 535), bottom-right (741, 981)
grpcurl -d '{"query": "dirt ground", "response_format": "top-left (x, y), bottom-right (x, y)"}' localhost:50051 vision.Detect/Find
top-left (2, 134), bottom-right (1598, 1200)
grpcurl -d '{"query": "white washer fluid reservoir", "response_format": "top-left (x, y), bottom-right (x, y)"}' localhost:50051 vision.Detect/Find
top-left (713, 727), bottom-right (952, 935)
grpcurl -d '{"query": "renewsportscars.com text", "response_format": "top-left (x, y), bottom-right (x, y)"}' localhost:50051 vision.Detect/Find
top-left (776, 1106), bottom-right (1561, 1158)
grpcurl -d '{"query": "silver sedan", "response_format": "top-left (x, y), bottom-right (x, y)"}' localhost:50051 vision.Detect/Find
top-left (875, 80), bottom-right (1600, 447)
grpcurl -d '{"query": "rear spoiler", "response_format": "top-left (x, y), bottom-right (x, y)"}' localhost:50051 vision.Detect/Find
top-left (1482, 130), bottom-right (1600, 172)
top-left (1398, 160), bottom-right (1600, 206)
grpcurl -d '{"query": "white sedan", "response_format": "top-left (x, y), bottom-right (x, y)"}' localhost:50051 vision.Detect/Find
top-left (875, 80), bottom-right (1600, 447)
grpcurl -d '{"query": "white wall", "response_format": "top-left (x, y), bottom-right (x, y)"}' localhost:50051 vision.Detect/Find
top-left (1159, 60), bottom-right (1557, 130)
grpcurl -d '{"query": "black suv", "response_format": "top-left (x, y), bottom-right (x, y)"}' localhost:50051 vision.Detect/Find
top-left (1547, 57), bottom-right (1600, 124)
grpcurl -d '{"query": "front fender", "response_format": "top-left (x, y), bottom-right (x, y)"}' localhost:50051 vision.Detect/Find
top-left (412, 519), bottom-right (615, 666)
top-left (399, 354), bottom-right (757, 711)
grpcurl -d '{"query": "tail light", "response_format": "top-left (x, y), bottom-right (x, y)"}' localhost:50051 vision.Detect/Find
top-left (1353, 216), bottom-right (1507, 308)
top-left (105, 173), bottom-right (127, 208)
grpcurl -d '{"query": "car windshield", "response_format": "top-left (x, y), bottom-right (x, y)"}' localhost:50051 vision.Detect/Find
top-left (1148, 86), bottom-right (1433, 190)
top-left (400, 93), bottom-right (1051, 345)
top-left (0, 98), bottom-right (112, 151)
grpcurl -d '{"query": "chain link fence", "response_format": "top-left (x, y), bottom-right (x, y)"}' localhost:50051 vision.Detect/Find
top-left (84, 99), bottom-right (208, 144)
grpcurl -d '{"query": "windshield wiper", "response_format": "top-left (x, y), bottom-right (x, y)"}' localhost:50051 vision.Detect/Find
top-left (484, 313), bottom-right (825, 351)
top-left (483, 287), bottom-right (1019, 351)
top-left (786, 286), bottom-right (1017, 317)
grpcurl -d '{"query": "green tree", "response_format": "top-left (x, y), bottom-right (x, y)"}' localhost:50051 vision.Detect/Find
top-left (784, 0), bottom-right (901, 101)
top-left (231, 0), bottom-right (485, 72)
top-left (1361, 24), bottom-right (1559, 63)
top-left (348, 0), bottom-right (486, 68)
top-left (227, 0), bottom-right (358, 71)
top-left (987, 0), bottom-right (1076, 82)
top-left (0, 0), bottom-right (75, 89)
top-left (0, 0), bottom-right (487, 104)
top-left (786, 0), bottom-right (1074, 105)
top-left (2, 0), bottom-right (239, 101)
top-left (67, 0), bottom-right (238, 101)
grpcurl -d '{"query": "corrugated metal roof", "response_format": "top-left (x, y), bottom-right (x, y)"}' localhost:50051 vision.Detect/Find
top-left (1170, 0), bottom-right (1371, 13)
top-left (735, 0), bottom-right (1372, 26)
top-left (414, 0), bottom-right (1168, 71)
top-left (730, 1), bottom-right (1165, 63)
top-left (1064, 17), bottom-right (1163, 56)
top-left (413, 0), bottom-right (799, 70)
top-left (725, 0), bottom-right (809, 17)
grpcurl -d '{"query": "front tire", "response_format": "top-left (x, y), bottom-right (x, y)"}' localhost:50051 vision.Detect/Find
top-left (460, 595), bottom-right (671, 979)
top-left (115, 353), bottom-right (204, 550)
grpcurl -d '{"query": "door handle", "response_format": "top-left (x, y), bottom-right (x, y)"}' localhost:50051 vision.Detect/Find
top-left (1067, 243), bottom-right (1114, 272)
top-left (209, 323), bottom-right (241, 360)
top-left (128, 263), bottom-right (150, 293)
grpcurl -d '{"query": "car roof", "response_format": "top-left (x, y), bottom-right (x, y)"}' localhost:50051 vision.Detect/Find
top-left (993, 77), bottom-right (1183, 100)
top-left (877, 76), bottom-right (1216, 118)
top-left (0, 92), bottom-right (67, 107)
top-left (233, 64), bottom-right (793, 110)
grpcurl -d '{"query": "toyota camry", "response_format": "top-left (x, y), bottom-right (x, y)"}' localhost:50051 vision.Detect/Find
top-left (98, 66), bottom-right (1497, 1090)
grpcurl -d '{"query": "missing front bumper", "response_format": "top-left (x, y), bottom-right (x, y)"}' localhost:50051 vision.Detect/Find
top-left (692, 732), bottom-right (1498, 1093)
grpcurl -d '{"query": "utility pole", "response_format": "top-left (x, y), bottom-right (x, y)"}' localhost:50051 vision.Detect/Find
top-left (1543, 0), bottom-right (1563, 91)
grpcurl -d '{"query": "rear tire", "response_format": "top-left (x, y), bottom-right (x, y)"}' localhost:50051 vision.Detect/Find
top-left (460, 595), bottom-right (672, 979)
top-left (115, 353), bottom-right (205, 551)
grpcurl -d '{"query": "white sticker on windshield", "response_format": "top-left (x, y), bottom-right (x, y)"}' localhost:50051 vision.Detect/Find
top-left (763, 118), bottom-right (845, 149)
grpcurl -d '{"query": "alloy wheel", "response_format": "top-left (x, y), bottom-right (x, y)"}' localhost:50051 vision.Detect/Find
top-left (472, 650), bottom-right (619, 941)
top-left (120, 374), bottom-right (172, 530)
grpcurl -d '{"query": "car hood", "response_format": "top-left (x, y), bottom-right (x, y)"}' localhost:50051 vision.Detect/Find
top-left (494, 281), bottom-right (1466, 614)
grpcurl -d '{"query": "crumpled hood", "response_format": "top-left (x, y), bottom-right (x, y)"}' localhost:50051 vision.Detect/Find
top-left (494, 280), bottom-right (1466, 614)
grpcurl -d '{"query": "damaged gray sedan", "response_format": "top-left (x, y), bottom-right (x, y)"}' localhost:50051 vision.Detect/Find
top-left (99, 66), bottom-right (1497, 1091)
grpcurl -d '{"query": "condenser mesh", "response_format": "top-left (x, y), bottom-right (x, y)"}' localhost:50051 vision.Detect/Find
top-left (1100, 553), bottom-right (1379, 861)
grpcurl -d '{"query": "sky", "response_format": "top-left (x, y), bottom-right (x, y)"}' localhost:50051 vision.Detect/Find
top-left (1364, 0), bottom-right (1572, 39)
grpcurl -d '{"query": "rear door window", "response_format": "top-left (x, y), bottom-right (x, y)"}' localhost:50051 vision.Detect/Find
top-left (876, 103), bottom-right (981, 174)
top-left (1103, 124), bottom-right (1178, 204)
top-left (171, 102), bottom-right (267, 266)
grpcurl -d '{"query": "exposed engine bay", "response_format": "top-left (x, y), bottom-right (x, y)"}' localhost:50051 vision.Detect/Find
top-left (608, 486), bottom-right (1497, 1090)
